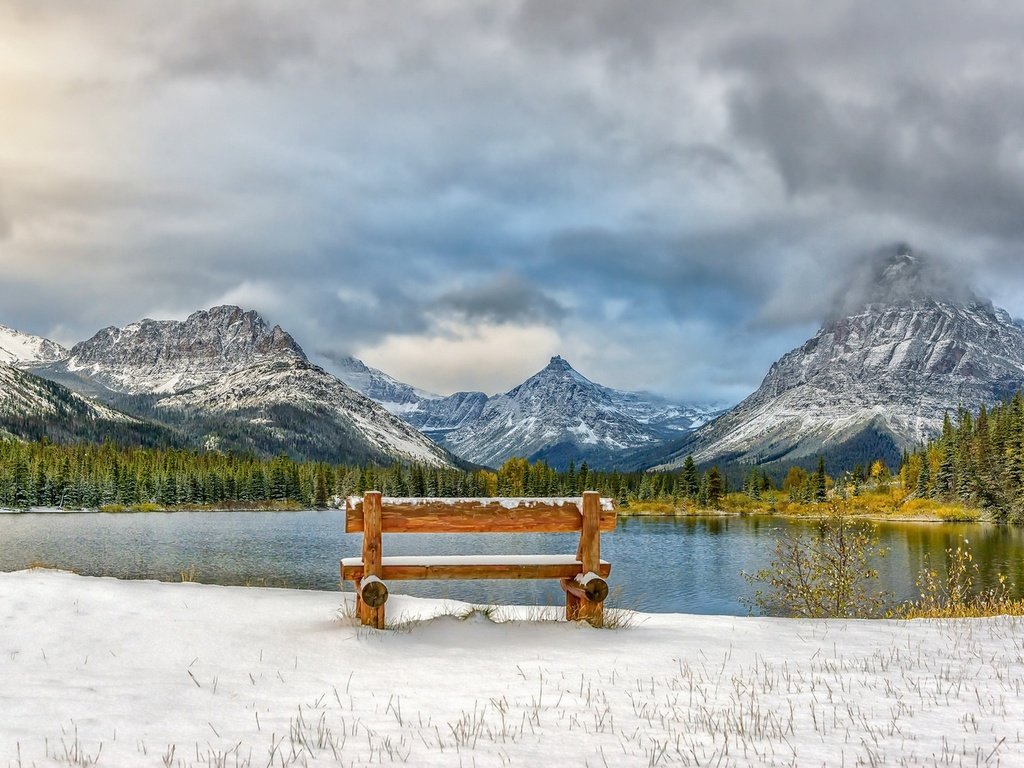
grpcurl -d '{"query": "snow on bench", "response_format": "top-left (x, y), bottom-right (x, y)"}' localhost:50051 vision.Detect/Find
top-left (345, 496), bottom-right (617, 512)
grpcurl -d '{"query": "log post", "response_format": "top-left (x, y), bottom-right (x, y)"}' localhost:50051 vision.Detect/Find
top-left (561, 572), bottom-right (609, 603)
top-left (361, 491), bottom-right (386, 628)
top-left (571, 491), bottom-right (605, 626)
top-left (360, 575), bottom-right (389, 607)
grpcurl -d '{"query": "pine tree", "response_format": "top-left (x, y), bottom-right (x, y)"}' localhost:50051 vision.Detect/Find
top-left (915, 452), bottom-right (930, 497)
top-left (814, 456), bottom-right (827, 502)
top-left (681, 456), bottom-right (699, 499)
top-left (313, 465), bottom-right (329, 508)
top-left (707, 467), bottom-right (723, 506)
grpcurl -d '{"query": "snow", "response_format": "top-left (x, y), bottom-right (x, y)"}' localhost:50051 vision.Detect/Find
top-left (0, 324), bottom-right (67, 366)
top-left (346, 496), bottom-right (618, 512)
top-left (341, 555), bottom-right (610, 567)
top-left (2, 570), bottom-right (1023, 767)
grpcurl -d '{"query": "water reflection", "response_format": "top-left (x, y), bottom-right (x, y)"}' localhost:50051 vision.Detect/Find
top-left (1, 511), bottom-right (1021, 615)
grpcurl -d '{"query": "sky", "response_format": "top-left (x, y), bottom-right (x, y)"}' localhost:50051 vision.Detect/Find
top-left (3, 1), bottom-right (1024, 403)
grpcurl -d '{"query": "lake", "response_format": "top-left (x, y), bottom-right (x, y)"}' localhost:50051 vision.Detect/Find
top-left (2, 510), bottom-right (1023, 615)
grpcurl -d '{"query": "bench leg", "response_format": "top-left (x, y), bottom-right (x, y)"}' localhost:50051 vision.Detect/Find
top-left (565, 590), bottom-right (582, 621)
top-left (353, 580), bottom-right (364, 618)
top-left (577, 599), bottom-right (604, 627)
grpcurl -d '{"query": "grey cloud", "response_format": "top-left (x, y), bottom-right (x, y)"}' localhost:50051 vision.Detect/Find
top-left (433, 274), bottom-right (567, 325)
top-left (829, 244), bottom-right (979, 319)
top-left (153, 3), bottom-right (317, 80)
top-left (715, 9), bottom-right (1024, 242)
top-left (511, 0), bottom-right (730, 64)
top-left (5, 2), bottom-right (1024, 399)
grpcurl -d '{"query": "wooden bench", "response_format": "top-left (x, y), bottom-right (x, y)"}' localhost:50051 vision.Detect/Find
top-left (341, 491), bottom-right (616, 629)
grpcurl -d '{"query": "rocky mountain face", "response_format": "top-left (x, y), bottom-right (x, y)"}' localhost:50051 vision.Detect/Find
top-left (334, 356), bottom-right (441, 415)
top-left (0, 324), bottom-right (68, 367)
top-left (405, 391), bottom-right (490, 439)
top-left (0, 362), bottom-right (125, 422)
top-left (336, 353), bottom-right (720, 467)
top-left (154, 358), bottom-right (454, 466)
top-left (51, 306), bottom-right (305, 395)
top-left (406, 356), bottom-right (720, 469)
top-left (24, 306), bottom-right (457, 467)
top-left (651, 249), bottom-right (1024, 473)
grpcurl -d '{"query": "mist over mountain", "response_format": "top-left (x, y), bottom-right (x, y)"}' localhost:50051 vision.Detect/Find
top-left (833, 245), bottom-right (980, 318)
top-left (650, 246), bottom-right (1024, 474)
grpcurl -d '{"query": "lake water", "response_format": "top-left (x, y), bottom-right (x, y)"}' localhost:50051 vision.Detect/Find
top-left (2, 510), bottom-right (1023, 615)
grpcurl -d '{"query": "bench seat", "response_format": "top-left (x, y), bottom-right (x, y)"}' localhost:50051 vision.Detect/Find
top-left (341, 554), bottom-right (612, 581)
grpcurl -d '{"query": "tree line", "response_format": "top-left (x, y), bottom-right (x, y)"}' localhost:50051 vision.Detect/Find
top-left (900, 393), bottom-right (1024, 522)
top-left (7, 390), bottom-right (1024, 517)
top-left (0, 439), bottom-right (737, 510)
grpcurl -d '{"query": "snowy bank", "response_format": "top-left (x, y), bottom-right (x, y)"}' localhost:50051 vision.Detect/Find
top-left (1, 571), bottom-right (1022, 767)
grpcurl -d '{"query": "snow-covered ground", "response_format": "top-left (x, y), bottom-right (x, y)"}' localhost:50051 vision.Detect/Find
top-left (2, 571), bottom-right (1022, 767)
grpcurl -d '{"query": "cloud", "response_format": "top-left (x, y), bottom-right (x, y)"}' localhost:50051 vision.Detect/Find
top-left (152, 3), bottom-right (317, 81)
top-left (433, 274), bottom-right (567, 325)
top-left (2, 2), bottom-right (1024, 402)
top-left (354, 320), bottom-right (563, 396)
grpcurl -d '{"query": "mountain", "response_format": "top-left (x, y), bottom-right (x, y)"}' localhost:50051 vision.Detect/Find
top-left (334, 355), bottom-right (442, 415)
top-left (650, 247), bottom-right (1024, 473)
top-left (31, 306), bottom-right (457, 467)
top-left (49, 306), bottom-right (305, 395)
top-left (0, 324), bottom-right (68, 367)
top-left (422, 355), bottom-right (719, 469)
top-left (0, 361), bottom-right (176, 447)
top-left (405, 391), bottom-right (490, 439)
top-left (154, 358), bottom-right (454, 466)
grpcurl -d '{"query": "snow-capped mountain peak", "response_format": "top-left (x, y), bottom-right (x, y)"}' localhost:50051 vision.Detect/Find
top-left (58, 305), bottom-right (306, 395)
top-left (0, 324), bottom-right (68, 367)
top-left (438, 356), bottom-right (720, 468)
top-left (25, 305), bottom-right (459, 467)
top-left (652, 246), bottom-right (1024, 472)
top-left (334, 355), bottom-right (441, 415)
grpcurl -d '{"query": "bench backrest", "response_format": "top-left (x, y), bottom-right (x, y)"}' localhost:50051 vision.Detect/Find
top-left (344, 494), bottom-right (616, 534)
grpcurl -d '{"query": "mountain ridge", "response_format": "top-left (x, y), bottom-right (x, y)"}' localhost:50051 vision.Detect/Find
top-left (650, 248), bottom-right (1024, 473)
top-left (0, 324), bottom-right (69, 367)
top-left (430, 355), bottom-right (720, 469)
top-left (25, 306), bottom-right (460, 467)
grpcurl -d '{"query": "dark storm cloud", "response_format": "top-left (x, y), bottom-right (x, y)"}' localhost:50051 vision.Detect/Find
top-left (711, 7), bottom-right (1024, 242)
top-left (4, 1), bottom-right (1024, 397)
top-left (434, 274), bottom-right (567, 325)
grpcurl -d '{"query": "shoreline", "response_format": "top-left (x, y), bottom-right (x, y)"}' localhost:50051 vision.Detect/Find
top-left (618, 507), bottom-right (990, 524)
top-left (2, 504), bottom-right (993, 524)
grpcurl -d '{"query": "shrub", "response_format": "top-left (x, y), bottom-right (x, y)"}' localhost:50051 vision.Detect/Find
top-left (744, 501), bottom-right (892, 618)
top-left (901, 539), bottom-right (1024, 618)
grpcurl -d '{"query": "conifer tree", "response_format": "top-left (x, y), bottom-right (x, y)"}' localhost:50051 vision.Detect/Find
top-left (681, 455), bottom-right (699, 499)
top-left (814, 456), bottom-right (827, 502)
top-left (915, 452), bottom-right (930, 497)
